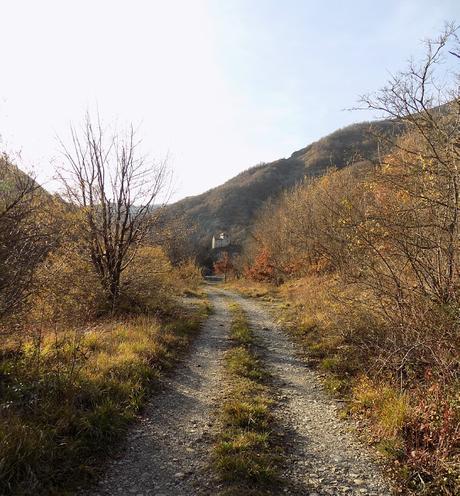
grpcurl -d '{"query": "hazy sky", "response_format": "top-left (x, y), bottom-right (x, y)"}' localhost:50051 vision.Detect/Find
top-left (1, 0), bottom-right (459, 200)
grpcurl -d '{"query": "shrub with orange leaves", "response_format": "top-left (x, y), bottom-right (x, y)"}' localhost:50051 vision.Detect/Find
top-left (403, 383), bottom-right (460, 494)
top-left (244, 248), bottom-right (277, 283)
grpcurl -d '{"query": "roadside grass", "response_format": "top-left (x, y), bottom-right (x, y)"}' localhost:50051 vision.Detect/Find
top-left (213, 303), bottom-right (281, 496)
top-left (0, 300), bottom-right (209, 496)
top-left (224, 280), bottom-right (278, 302)
top-left (270, 275), bottom-right (460, 495)
top-left (182, 288), bottom-right (208, 299)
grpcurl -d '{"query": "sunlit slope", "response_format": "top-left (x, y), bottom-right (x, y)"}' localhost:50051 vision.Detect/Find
top-left (163, 119), bottom-right (397, 252)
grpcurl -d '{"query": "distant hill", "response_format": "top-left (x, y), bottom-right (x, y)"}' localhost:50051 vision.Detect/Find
top-left (0, 156), bottom-right (47, 200)
top-left (163, 119), bottom-right (399, 257)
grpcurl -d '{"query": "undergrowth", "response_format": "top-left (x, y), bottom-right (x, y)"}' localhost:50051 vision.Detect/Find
top-left (275, 275), bottom-right (460, 496)
top-left (0, 301), bottom-right (209, 496)
top-left (213, 303), bottom-right (281, 496)
top-left (224, 280), bottom-right (278, 302)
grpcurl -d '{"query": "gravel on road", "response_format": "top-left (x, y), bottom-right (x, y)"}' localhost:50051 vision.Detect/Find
top-left (227, 290), bottom-right (393, 496)
top-left (81, 290), bottom-right (229, 496)
top-left (82, 287), bottom-right (393, 496)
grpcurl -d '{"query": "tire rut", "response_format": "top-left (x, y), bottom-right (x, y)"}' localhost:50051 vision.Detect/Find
top-left (222, 289), bottom-right (393, 496)
top-left (82, 291), bottom-right (229, 496)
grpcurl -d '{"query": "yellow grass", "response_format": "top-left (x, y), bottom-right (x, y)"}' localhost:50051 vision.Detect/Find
top-left (0, 302), bottom-right (208, 496)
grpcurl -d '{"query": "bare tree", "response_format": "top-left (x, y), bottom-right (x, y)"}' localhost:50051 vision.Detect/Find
top-left (58, 114), bottom-right (170, 311)
top-left (360, 23), bottom-right (460, 305)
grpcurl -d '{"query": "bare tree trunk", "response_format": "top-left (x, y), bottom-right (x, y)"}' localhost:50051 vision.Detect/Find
top-left (58, 113), bottom-right (170, 312)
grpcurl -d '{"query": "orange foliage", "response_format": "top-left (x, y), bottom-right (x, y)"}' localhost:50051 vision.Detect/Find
top-left (213, 252), bottom-right (234, 281)
top-left (244, 248), bottom-right (276, 283)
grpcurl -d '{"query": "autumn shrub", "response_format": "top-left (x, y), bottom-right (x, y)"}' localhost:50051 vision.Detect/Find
top-left (120, 245), bottom-right (176, 313)
top-left (279, 275), bottom-right (380, 371)
top-left (31, 241), bottom-right (199, 323)
top-left (175, 258), bottom-right (203, 292)
top-left (403, 384), bottom-right (460, 495)
top-left (244, 248), bottom-right (277, 283)
top-left (120, 246), bottom-right (203, 313)
top-left (0, 157), bottom-right (58, 322)
top-left (213, 252), bottom-right (235, 282)
top-left (350, 377), bottom-right (460, 494)
top-left (30, 240), bottom-right (105, 325)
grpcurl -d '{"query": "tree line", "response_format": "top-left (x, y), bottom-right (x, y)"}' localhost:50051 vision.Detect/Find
top-left (242, 25), bottom-right (460, 494)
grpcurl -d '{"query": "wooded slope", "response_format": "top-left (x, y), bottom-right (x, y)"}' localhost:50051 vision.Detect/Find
top-left (164, 119), bottom-right (397, 253)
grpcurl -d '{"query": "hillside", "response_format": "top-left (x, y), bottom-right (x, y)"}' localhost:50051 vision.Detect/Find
top-left (163, 119), bottom-right (398, 255)
top-left (0, 157), bottom-right (43, 197)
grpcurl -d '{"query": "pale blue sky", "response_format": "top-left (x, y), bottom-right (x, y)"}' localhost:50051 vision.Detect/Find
top-left (0, 0), bottom-right (458, 200)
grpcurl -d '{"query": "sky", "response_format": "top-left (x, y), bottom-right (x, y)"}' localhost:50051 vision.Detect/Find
top-left (1, 0), bottom-right (459, 201)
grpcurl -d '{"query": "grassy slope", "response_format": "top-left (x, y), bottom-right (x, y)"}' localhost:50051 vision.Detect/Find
top-left (0, 300), bottom-right (210, 496)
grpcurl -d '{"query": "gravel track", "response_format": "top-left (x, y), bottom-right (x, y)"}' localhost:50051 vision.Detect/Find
top-left (225, 289), bottom-right (393, 496)
top-left (83, 287), bottom-right (393, 496)
top-left (82, 291), bottom-right (228, 496)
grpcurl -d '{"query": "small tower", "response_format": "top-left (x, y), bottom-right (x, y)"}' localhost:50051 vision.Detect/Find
top-left (212, 232), bottom-right (230, 249)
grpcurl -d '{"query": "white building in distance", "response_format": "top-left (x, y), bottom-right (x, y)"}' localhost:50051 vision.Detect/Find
top-left (212, 232), bottom-right (230, 249)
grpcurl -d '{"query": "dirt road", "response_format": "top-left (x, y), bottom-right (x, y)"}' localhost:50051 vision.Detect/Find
top-left (84, 287), bottom-right (392, 496)
top-left (226, 290), bottom-right (392, 495)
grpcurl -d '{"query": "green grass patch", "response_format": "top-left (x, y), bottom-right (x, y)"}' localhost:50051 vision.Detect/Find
top-left (213, 304), bottom-right (281, 495)
top-left (0, 301), bottom-right (210, 496)
top-left (229, 304), bottom-right (253, 344)
top-left (225, 348), bottom-right (266, 381)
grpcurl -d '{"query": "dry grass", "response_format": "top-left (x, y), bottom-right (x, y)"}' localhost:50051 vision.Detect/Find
top-left (224, 280), bottom-right (278, 301)
top-left (270, 274), bottom-right (460, 495)
top-left (0, 301), bottom-right (209, 496)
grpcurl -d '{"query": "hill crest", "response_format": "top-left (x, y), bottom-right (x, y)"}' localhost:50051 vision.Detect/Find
top-left (163, 119), bottom-right (397, 258)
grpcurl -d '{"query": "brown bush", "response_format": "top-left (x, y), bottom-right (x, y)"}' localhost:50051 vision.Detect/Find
top-left (0, 156), bottom-right (55, 320)
top-left (120, 245), bottom-right (176, 313)
top-left (30, 240), bottom-right (105, 326)
top-left (245, 27), bottom-right (460, 493)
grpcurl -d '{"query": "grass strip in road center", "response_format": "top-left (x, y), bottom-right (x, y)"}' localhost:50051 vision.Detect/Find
top-left (213, 303), bottom-right (281, 496)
